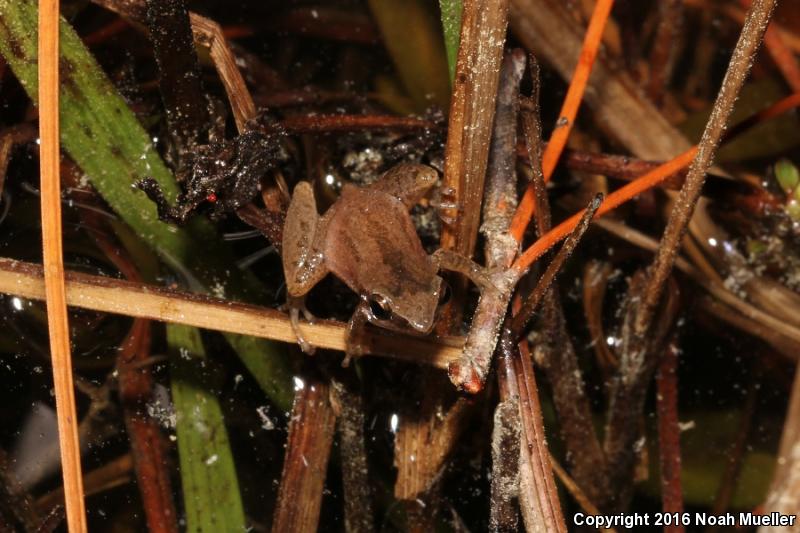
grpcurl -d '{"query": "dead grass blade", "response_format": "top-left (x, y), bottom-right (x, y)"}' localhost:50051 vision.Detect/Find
top-left (37, 0), bottom-right (86, 530)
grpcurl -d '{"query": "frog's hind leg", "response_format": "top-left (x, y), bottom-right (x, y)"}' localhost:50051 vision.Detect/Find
top-left (287, 295), bottom-right (317, 355)
top-left (283, 181), bottom-right (329, 355)
top-left (343, 299), bottom-right (371, 367)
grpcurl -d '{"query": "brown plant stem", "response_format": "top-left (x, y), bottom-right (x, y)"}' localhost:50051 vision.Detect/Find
top-left (482, 51), bottom-right (564, 532)
top-left (37, 0), bottom-right (86, 529)
top-left (489, 398), bottom-right (521, 532)
top-left (603, 274), bottom-right (680, 512)
top-left (272, 372), bottom-right (336, 533)
top-left (520, 82), bottom-right (611, 507)
top-left (189, 12), bottom-right (256, 131)
top-left (634, 0), bottom-right (776, 340)
top-left (740, 0), bottom-right (800, 92)
top-left (439, 0), bottom-right (510, 257)
top-left (279, 114), bottom-right (437, 135)
top-left (118, 320), bottom-right (178, 533)
top-left (510, 338), bottom-right (567, 533)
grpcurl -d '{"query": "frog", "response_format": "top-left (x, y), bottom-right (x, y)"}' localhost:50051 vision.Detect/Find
top-left (283, 163), bottom-right (498, 363)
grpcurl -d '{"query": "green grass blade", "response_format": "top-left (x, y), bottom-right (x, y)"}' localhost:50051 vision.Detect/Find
top-left (368, 0), bottom-right (450, 111)
top-left (0, 0), bottom-right (292, 411)
top-left (168, 324), bottom-right (247, 532)
top-left (439, 0), bottom-right (462, 83)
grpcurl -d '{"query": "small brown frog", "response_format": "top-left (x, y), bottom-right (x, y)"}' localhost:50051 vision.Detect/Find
top-left (283, 163), bottom-right (495, 361)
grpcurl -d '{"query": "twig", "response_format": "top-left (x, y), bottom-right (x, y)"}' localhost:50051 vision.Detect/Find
top-left (272, 372), bottom-right (336, 533)
top-left (119, 320), bottom-right (178, 533)
top-left (511, 339), bottom-right (567, 533)
top-left (481, 52), bottom-right (564, 531)
top-left (656, 340), bottom-right (684, 531)
top-left (279, 114), bottom-right (436, 135)
top-left (37, 0), bottom-right (86, 530)
top-left (0, 257), bottom-right (464, 368)
top-left (446, 48), bottom-right (524, 391)
top-left (510, 0), bottom-right (614, 242)
top-left (603, 273), bottom-right (680, 512)
top-left (633, 0), bottom-right (776, 340)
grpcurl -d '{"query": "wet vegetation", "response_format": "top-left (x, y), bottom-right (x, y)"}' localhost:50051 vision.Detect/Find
top-left (0, 0), bottom-right (799, 531)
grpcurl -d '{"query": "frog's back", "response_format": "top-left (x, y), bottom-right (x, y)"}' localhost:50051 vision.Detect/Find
top-left (322, 186), bottom-right (435, 297)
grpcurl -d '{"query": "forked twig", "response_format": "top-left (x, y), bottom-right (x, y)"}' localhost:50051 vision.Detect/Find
top-left (37, 1), bottom-right (87, 530)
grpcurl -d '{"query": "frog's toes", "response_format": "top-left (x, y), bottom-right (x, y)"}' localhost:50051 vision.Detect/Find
top-left (289, 306), bottom-right (316, 355)
top-left (342, 342), bottom-right (365, 368)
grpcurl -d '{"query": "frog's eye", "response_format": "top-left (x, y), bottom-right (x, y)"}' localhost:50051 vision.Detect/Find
top-left (369, 295), bottom-right (392, 321)
top-left (206, 192), bottom-right (218, 203)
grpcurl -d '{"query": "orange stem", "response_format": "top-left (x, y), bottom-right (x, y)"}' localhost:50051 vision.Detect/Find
top-left (38, 0), bottom-right (87, 530)
top-left (510, 0), bottom-right (615, 242)
top-left (512, 147), bottom-right (698, 274)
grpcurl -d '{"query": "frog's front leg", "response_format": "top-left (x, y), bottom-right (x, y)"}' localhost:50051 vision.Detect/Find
top-left (431, 249), bottom-right (500, 295)
top-left (282, 181), bottom-right (330, 354)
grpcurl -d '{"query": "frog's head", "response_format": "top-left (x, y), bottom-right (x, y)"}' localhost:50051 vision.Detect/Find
top-left (367, 274), bottom-right (443, 334)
